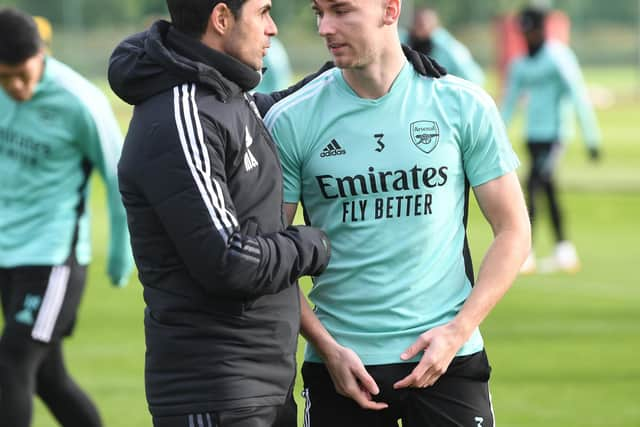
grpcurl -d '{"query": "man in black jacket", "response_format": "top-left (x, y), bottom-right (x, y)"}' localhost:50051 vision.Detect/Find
top-left (109, 1), bottom-right (331, 426)
top-left (109, 0), bottom-right (447, 425)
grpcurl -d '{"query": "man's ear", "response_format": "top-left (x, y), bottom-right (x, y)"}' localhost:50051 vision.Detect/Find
top-left (210, 2), bottom-right (234, 36)
top-left (382, 0), bottom-right (401, 25)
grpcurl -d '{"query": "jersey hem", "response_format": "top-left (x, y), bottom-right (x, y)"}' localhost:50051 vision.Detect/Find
top-left (305, 342), bottom-right (485, 365)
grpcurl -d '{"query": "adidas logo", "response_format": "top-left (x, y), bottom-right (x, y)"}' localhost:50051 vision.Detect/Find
top-left (320, 139), bottom-right (346, 158)
top-left (244, 126), bottom-right (259, 172)
top-left (244, 150), bottom-right (259, 172)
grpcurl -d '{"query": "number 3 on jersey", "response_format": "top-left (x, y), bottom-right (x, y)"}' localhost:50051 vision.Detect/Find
top-left (374, 133), bottom-right (385, 152)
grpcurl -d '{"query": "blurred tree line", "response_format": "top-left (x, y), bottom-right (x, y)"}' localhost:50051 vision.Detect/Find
top-left (2, 0), bottom-right (637, 77)
top-left (3, 0), bottom-right (638, 28)
top-left (412, 0), bottom-right (640, 28)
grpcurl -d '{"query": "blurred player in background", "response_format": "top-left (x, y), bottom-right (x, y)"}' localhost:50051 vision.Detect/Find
top-left (409, 7), bottom-right (485, 85)
top-left (254, 36), bottom-right (293, 93)
top-left (33, 16), bottom-right (52, 53)
top-left (265, 0), bottom-right (530, 425)
top-left (0, 7), bottom-right (132, 427)
top-left (501, 6), bottom-right (602, 274)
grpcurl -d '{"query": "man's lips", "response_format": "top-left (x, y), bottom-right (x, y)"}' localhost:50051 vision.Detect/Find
top-left (327, 42), bottom-right (347, 53)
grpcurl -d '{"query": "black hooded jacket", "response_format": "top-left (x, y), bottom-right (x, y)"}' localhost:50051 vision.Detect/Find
top-left (109, 21), bottom-right (330, 416)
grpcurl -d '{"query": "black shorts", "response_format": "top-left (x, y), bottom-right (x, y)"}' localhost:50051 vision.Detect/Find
top-left (152, 394), bottom-right (296, 427)
top-left (0, 256), bottom-right (87, 344)
top-left (301, 350), bottom-right (494, 427)
top-left (527, 140), bottom-right (564, 181)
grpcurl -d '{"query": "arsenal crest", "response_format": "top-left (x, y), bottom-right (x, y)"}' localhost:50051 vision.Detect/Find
top-left (410, 121), bottom-right (440, 154)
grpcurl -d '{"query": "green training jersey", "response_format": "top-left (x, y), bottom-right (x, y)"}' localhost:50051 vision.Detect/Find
top-left (0, 57), bottom-right (131, 282)
top-left (501, 41), bottom-right (601, 147)
top-left (254, 37), bottom-right (292, 94)
top-left (431, 28), bottom-right (485, 86)
top-left (265, 62), bottom-right (519, 365)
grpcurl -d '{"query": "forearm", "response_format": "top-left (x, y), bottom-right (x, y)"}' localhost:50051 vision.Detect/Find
top-left (451, 224), bottom-right (530, 340)
top-left (563, 66), bottom-right (601, 148)
top-left (500, 73), bottom-right (521, 126)
top-left (300, 289), bottom-right (340, 361)
top-left (500, 92), bottom-right (517, 127)
top-left (189, 226), bottom-right (329, 298)
top-left (575, 100), bottom-right (602, 148)
top-left (299, 291), bottom-right (386, 409)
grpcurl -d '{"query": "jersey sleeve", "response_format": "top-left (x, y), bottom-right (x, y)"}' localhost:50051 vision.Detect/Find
top-left (433, 29), bottom-right (485, 86)
top-left (75, 89), bottom-right (133, 286)
top-left (448, 40), bottom-right (485, 86)
top-left (552, 46), bottom-right (602, 148)
top-left (500, 60), bottom-right (523, 127)
top-left (461, 88), bottom-right (520, 187)
top-left (265, 109), bottom-right (304, 204)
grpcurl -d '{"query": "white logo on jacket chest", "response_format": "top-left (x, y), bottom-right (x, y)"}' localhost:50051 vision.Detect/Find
top-left (244, 126), bottom-right (259, 172)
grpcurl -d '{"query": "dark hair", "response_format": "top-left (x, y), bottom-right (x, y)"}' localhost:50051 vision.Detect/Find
top-left (0, 7), bottom-right (42, 65)
top-left (519, 7), bottom-right (547, 33)
top-left (166, 0), bottom-right (247, 38)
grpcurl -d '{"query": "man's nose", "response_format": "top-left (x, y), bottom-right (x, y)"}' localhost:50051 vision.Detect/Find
top-left (317, 15), bottom-right (336, 37)
top-left (7, 77), bottom-right (24, 93)
top-left (266, 14), bottom-right (278, 37)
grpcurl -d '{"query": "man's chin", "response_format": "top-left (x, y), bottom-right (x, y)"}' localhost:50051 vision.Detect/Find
top-left (252, 58), bottom-right (264, 72)
top-left (235, 53), bottom-right (262, 72)
top-left (332, 58), bottom-right (353, 70)
top-left (9, 92), bottom-right (31, 102)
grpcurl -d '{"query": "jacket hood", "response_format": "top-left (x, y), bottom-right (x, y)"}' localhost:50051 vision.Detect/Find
top-left (108, 20), bottom-right (261, 105)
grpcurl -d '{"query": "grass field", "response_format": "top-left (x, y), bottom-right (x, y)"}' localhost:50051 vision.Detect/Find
top-left (23, 68), bottom-right (640, 426)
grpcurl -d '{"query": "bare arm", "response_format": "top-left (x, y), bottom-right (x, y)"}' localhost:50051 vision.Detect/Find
top-left (285, 202), bottom-right (387, 410)
top-left (452, 171), bottom-right (531, 338)
top-left (394, 171), bottom-right (531, 389)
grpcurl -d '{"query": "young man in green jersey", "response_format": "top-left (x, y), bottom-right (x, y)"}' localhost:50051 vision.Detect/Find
top-left (409, 7), bottom-right (485, 86)
top-left (502, 7), bottom-right (601, 274)
top-left (254, 36), bottom-right (293, 93)
top-left (0, 8), bottom-right (132, 427)
top-left (265, 0), bottom-right (531, 425)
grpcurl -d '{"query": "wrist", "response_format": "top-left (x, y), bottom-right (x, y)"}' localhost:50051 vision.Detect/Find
top-left (447, 316), bottom-right (475, 344)
top-left (302, 323), bottom-right (341, 362)
top-left (316, 338), bottom-right (344, 363)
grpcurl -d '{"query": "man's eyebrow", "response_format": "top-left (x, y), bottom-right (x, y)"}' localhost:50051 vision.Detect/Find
top-left (312, 0), bottom-right (347, 8)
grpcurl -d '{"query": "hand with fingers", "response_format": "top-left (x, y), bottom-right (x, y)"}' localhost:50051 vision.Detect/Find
top-left (324, 344), bottom-right (389, 410)
top-left (393, 323), bottom-right (466, 389)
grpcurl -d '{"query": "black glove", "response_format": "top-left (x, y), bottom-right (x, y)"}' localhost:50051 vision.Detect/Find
top-left (285, 225), bottom-right (331, 277)
top-left (401, 44), bottom-right (447, 78)
top-left (588, 146), bottom-right (600, 162)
